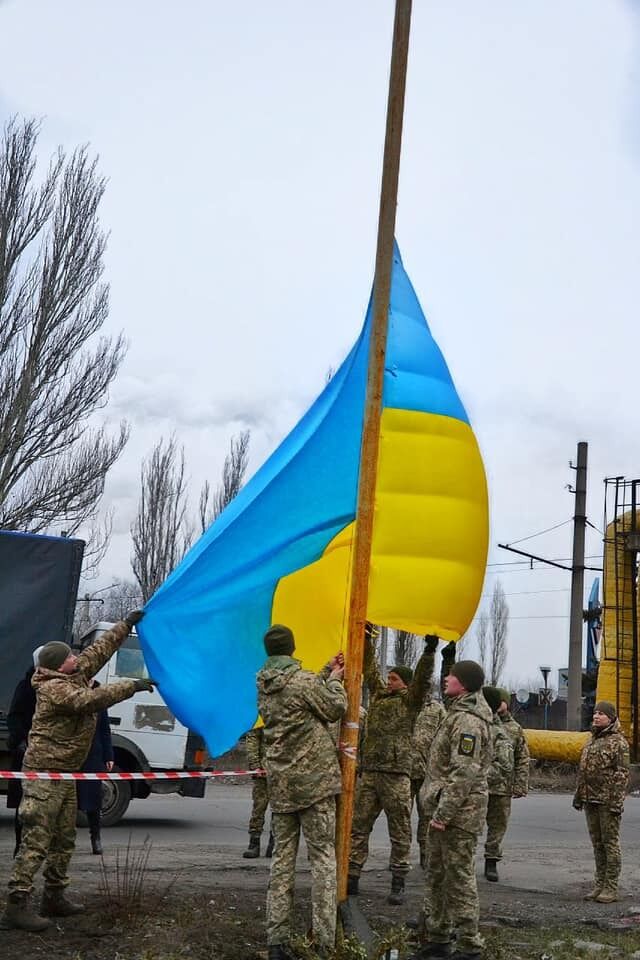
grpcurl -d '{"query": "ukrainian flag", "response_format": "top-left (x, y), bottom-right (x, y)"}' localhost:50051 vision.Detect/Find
top-left (139, 244), bottom-right (488, 756)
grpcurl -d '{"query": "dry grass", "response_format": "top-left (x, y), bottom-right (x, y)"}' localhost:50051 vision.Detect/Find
top-left (98, 834), bottom-right (179, 919)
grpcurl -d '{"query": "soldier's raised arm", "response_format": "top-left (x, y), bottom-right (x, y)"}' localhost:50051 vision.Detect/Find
top-left (363, 624), bottom-right (386, 698)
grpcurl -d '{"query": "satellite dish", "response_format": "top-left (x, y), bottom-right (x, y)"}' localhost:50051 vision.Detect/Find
top-left (516, 688), bottom-right (530, 705)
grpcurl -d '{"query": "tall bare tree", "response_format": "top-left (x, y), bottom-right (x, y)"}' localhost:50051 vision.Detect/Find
top-left (394, 629), bottom-right (417, 668)
top-left (131, 436), bottom-right (193, 602)
top-left (199, 429), bottom-right (250, 532)
top-left (476, 611), bottom-right (489, 676)
top-left (488, 580), bottom-right (509, 685)
top-left (0, 117), bottom-right (128, 536)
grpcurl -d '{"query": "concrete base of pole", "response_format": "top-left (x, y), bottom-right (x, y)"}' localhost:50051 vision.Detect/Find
top-left (339, 897), bottom-right (376, 957)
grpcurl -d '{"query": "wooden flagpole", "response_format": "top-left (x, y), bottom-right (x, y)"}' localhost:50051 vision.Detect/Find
top-left (336, 0), bottom-right (413, 903)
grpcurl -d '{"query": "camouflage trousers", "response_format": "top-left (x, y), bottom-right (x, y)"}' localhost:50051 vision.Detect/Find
top-left (349, 771), bottom-right (412, 877)
top-left (267, 795), bottom-right (337, 951)
top-left (9, 780), bottom-right (77, 896)
top-left (411, 777), bottom-right (429, 850)
top-left (249, 775), bottom-right (270, 836)
top-left (584, 803), bottom-right (622, 888)
top-left (425, 825), bottom-right (484, 953)
top-left (484, 793), bottom-right (512, 860)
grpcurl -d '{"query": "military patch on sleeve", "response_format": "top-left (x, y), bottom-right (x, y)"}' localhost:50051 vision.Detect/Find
top-left (458, 733), bottom-right (477, 757)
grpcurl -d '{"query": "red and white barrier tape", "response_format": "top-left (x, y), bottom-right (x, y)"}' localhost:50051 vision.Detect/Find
top-left (0, 769), bottom-right (265, 781)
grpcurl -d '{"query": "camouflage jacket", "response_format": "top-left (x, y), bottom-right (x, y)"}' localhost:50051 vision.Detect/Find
top-left (361, 639), bottom-right (434, 776)
top-left (499, 711), bottom-right (530, 796)
top-left (487, 714), bottom-right (515, 796)
top-left (245, 726), bottom-right (265, 770)
top-left (24, 621), bottom-right (137, 772)
top-left (421, 691), bottom-right (493, 834)
top-left (257, 655), bottom-right (347, 813)
top-left (574, 719), bottom-right (630, 813)
top-left (411, 700), bottom-right (446, 780)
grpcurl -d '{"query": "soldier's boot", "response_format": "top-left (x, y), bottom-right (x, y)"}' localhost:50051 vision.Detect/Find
top-left (90, 829), bottom-right (103, 856)
top-left (595, 885), bottom-right (618, 903)
top-left (388, 873), bottom-right (405, 905)
top-left (40, 886), bottom-right (85, 917)
top-left (265, 831), bottom-right (275, 858)
top-left (242, 833), bottom-right (261, 859)
top-left (584, 881), bottom-right (604, 900)
top-left (89, 810), bottom-right (103, 855)
top-left (484, 857), bottom-right (499, 882)
top-left (346, 874), bottom-right (359, 896)
top-left (1, 893), bottom-right (51, 932)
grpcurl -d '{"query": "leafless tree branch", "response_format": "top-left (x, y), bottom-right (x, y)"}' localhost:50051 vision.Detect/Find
top-left (488, 580), bottom-right (509, 686)
top-left (0, 117), bottom-right (128, 537)
top-left (131, 435), bottom-right (192, 602)
top-left (199, 429), bottom-right (250, 532)
top-left (393, 629), bottom-right (417, 668)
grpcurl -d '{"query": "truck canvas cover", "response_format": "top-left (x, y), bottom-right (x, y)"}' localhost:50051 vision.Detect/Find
top-left (0, 530), bottom-right (84, 714)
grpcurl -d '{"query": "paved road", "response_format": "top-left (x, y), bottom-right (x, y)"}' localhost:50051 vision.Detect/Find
top-left (1, 787), bottom-right (639, 904)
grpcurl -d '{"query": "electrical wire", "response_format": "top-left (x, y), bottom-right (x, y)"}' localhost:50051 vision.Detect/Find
top-left (507, 518), bottom-right (574, 546)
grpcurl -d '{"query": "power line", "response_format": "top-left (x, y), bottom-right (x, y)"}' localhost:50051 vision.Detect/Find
top-left (507, 519), bottom-right (573, 546)
top-left (487, 554), bottom-right (601, 568)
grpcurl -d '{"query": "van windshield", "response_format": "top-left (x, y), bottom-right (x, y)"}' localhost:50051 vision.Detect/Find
top-left (115, 633), bottom-right (149, 680)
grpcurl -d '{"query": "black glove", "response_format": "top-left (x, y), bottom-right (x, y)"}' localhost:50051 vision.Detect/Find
top-left (424, 634), bottom-right (439, 653)
top-left (125, 609), bottom-right (145, 628)
top-left (441, 641), bottom-right (456, 664)
top-left (572, 798), bottom-right (583, 811)
top-left (133, 677), bottom-right (156, 693)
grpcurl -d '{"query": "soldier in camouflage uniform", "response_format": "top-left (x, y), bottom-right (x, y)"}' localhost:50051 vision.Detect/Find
top-left (573, 700), bottom-right (630, 903)
top-left (3, 612), bottom-right (151, 932)
top-left (481, 687), bottom-right (516, 883)
top-left (347, 633), bottom-right (438, 905)
top-left (482, 687), bottom-right (529, 882)
top-left (243, 726), bottom-right (274, 859)
top-left (411, 697), bottom-right (446, 869)
top-left (257, 624), bottom-right (346, 960)
top-left (408, 660), bottom-right (492, 960)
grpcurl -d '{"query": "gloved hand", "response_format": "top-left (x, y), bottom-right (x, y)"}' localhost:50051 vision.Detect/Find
top-left (133, 677), bottom-right (156, 693)
top-left (441, 641), bottom-right (456, 664)
top-left (125, 609), bottom-right (145, 628)
top-left (424, 634), bottom-right (439, 653)
top-left (572, 798), bottom-right (583, 811)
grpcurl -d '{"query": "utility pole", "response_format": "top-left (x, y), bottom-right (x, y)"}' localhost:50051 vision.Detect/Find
top-left (567, 441), bottom-right (588, 731)
top-left (335, 0), bottom-right (413, 905)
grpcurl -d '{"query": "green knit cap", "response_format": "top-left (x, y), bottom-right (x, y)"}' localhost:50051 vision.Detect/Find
top-left (499, 688), bottom-right (511, 707)
top-left (38, 641), bottom-right (71, 671)
top-left (450, 660), bottom-right (484, 693)
top-left (389, 664), bottom-right (413, 686)
top-left (263, 624), bottom-right (295, 656)
top-left (594, 700), bottom-right (617, 721)
top-left (482, 685), bottom-right (502, 713)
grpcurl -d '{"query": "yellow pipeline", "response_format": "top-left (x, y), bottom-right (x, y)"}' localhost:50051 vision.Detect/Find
top-left (526, 510), bottom-right (638, 762)
top-left (524, 729), bottom-right (589, 763)
top-left (596, 509), bottom-right (639, 743)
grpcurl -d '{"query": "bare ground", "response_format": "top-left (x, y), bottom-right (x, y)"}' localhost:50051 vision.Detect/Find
top-left (3, 852), bottom-right (640, 960)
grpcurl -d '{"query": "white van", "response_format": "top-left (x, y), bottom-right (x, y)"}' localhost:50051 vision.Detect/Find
top-left (78, 622), bottom-right (208, 825)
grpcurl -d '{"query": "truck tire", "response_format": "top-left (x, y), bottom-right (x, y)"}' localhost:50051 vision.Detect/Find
top-left (100, 771), bottom-right (131, 827)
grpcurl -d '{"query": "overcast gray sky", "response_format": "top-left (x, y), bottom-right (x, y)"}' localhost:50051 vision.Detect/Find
top-left (1, 0), bottom-right (639, 688)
